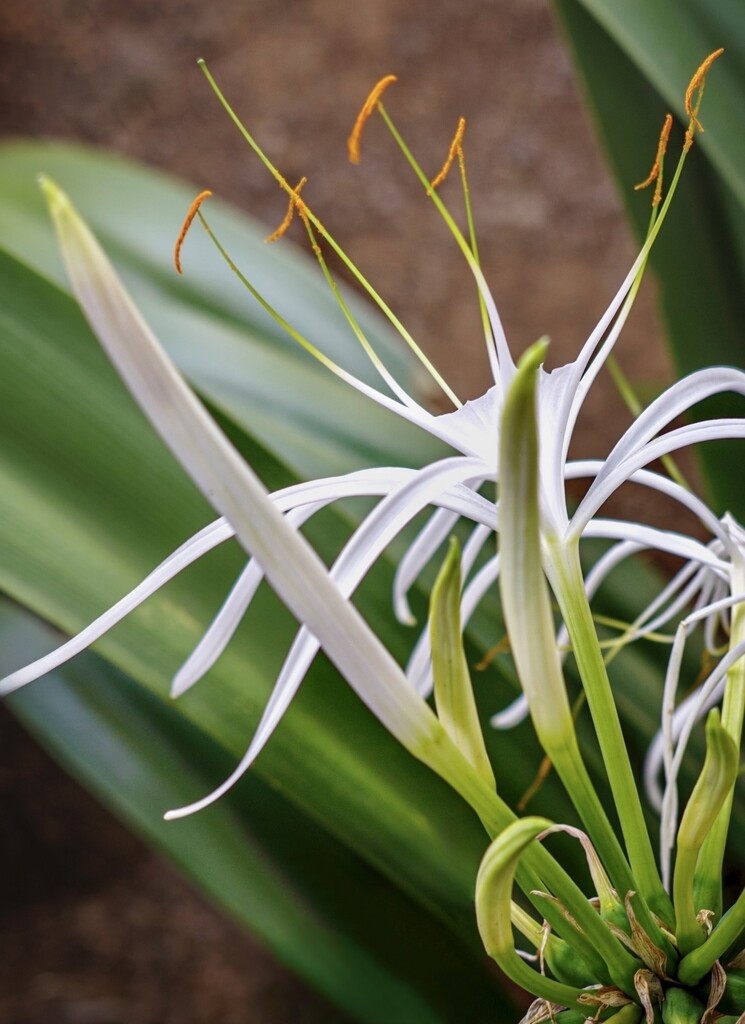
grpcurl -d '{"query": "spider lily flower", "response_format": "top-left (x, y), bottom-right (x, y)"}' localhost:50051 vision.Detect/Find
top-left (2, 55), bottom-right (739, 835)
top-left (2, 182), bottom-right (667, 992)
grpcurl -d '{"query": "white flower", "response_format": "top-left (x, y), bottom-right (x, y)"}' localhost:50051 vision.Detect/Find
top-left (4, 69), bottom-right (744, 824)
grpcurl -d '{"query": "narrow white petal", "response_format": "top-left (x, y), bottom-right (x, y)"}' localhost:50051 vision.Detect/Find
top-left (567, 460), bottom-right (730, 544)
top-left (0, 519), bottom-right (232, 695)
top-left (171, 505), bottom-right (323, 697)
top-left (584, 519), bottom-right (726, 569)
top-left (574, 368), bottom-right (745, 530)
top-left (490, 694), bottom-right (529, 730)
top-left (169, 456), bottom-right (495, 810)
top-left (571, 421), bottom-right (745, 536)
top-left (393, 508), bottom-right (461, 625)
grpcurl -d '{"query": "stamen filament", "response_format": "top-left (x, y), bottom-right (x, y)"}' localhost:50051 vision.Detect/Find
top-left (199, 60), bottom-right (461, 408)
top-left (296, 204), bottom-right (425, 410)
top-left (376, 102), bottom-right (507, 385)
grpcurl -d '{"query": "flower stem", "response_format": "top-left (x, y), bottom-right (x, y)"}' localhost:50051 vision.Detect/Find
top-left (547, 540), bottom-right (673, 925)
top-left (678, 886), bottom-right (745, 986)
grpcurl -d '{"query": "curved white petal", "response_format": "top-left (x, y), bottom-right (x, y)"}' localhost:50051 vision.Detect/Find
top-left (584, 519), bottom-right (727, 569)
top-left (566, 460), bottom-right (730, 545)
top-left (572, 421), bottom-right (745, 535)
top-left (171, 505), bottom-right (324, 697)
top-left (0, 518), bottom-right (233, 695)
top-left (393, 508), bottom-right (461, 625)
top-left (179, 456), bottom-right (495, 804)
top-left (574, 368), bottom-right (745, 529)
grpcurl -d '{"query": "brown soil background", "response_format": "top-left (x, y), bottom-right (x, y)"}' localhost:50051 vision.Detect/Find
top-left (0, 2), bottom-right (672, 1022)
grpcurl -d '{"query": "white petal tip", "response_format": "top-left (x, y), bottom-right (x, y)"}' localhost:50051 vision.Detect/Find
top-left (393, 595), bottom-right (417, 627)
top-left (170, 670), bottom-right (198, 699)
top-left (489, 696), bottom-right (529, 730)
top-left (163, 808), bottom-right (190, 821)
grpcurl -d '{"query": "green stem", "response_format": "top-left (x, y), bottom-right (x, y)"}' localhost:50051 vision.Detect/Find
top-left (547, 540), bottom-right (673, 925)
top-left (678, 886), bottom-right (745, 986)
top-left (445, 756), bottom-right (639, 993)
top-left (673, 846), bottom-right (702, 955)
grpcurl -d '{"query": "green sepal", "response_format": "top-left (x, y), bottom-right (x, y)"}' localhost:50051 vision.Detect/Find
top-left (674, 709), bottom-right (739, 955)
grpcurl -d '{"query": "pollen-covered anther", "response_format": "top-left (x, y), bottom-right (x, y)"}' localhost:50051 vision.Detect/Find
top-left (347, 74), bottom-right (398, 165)
top-left (265, 176), bottom-right (308, 243)
top-left (634, 113), bottom-right (673, 208)
top-left (430, 117), bottom-right (466, 190)
top-left (684, 47), bottom-right (724, 150)
top-left (174, 189), bottom-right (213, 274)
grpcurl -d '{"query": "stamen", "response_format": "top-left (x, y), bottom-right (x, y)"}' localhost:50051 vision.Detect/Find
top-left (265, 177), bottom-right (308, 242)
top-left (684, 47), bottom-right (724, 151)
top-left (174, 190), bottom-right (213, 274)
top-left (634, 114), bottom-right (673, 207)
top-left (347, 74), bottom-right (398, 164)
top-left (430, 117), bottom-right (466, 190)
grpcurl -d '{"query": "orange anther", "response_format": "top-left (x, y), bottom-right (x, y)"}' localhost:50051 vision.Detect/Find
top-left (634, 113), bottom-right (673, 207)
top-left (265, 177), bottom-right (308, 242)
top-left (347, 74), bottom-right (398, 165)
top-left (684, 47), bottom-right (724, 149)
top-left (430, 117), bottom-right (466, 190)
top-left (174, 190), bottom-right (213, 274)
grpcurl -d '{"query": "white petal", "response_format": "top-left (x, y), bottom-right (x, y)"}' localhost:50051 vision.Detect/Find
top-left (0, 519), bottom-right (232, 695)
top-left (574, 368), bottom-right (745, 531)
top-left (584, 519), bottom-right (726, 568)
top-left (172, 456), bottom-right (496, 807)
top-left (393, 508), bottom-right (460, 625)
top-left (171, 505), bottom-right (322, 697)
top-left (570, 420), bottom-right (745, 539)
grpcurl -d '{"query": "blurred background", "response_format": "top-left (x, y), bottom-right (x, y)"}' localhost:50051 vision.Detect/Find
top-left (0, 1), bottom-right (669, 1021)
